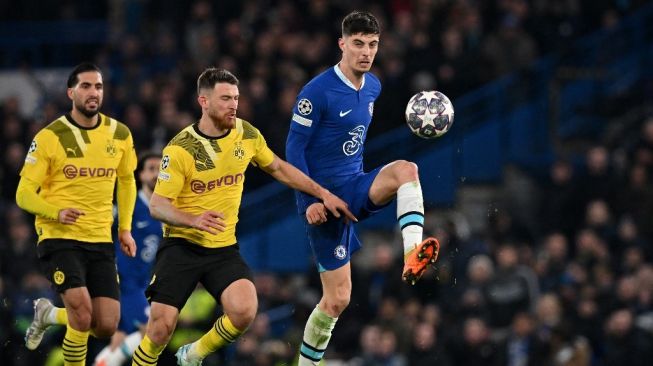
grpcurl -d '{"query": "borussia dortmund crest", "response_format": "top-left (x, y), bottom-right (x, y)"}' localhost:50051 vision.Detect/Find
top-left (53, 270), bottom-right (65, 285)
top-left (106, 140), bottom-right (117, 157)
top-left (234, 142), bottom-right (245, 160)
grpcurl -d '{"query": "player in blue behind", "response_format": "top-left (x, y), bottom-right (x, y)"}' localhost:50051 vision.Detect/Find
top-left (285, 10), bottom-right (440, 365)
top-left (94, 152), bottom-right (162, 366)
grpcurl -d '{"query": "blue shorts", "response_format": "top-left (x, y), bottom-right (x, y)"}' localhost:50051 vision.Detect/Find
top-left (305, 167), bottom-right (389, 272)
top-left (118, 287), bottom-right (150, 333)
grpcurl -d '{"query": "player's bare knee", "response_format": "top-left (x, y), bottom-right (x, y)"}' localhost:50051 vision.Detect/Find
top-left (384, 160), bottom-right (418, 188)
top-left (69, 310), bottom-right (93, 330)
top-left (227, 302), bottom-right (257, 330)
top-left (149, 317), bottom-right (175, 344)
top-left (230, 310), bottom-right (256, 331)
top-left (396, 160), bottom-right (419, 182)
top-left (325, 292), bottom-right (350, 316)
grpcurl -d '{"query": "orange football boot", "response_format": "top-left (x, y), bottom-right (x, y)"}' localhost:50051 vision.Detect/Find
top-left (402, 237), bottom-right (440, 285)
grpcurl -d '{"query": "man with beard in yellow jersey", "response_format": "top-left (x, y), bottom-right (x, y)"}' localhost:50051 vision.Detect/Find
top-left (130, 68), bottom-right (356, 366)
top-left (16, 63), bottom-right (137, 366)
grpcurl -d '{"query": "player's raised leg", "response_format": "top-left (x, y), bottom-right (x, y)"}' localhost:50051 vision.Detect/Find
top-left (368, 160), bottom-right (439, 284)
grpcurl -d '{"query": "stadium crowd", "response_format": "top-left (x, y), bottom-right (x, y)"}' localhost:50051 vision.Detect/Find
top-left (2, 0), bottom-right (653, 365)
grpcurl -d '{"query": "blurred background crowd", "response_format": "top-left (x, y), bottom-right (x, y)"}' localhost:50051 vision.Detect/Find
top-left (2, 0), bottom-right (653, 365)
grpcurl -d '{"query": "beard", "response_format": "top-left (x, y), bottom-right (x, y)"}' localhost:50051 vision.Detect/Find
top-left (74, 99), bottom-right (101, 118)
top-left (208, 109), bottom-right (235, 129)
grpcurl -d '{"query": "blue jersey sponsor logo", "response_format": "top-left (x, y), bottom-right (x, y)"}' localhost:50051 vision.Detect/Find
top-left (342, 125), bottom-right (365, 156)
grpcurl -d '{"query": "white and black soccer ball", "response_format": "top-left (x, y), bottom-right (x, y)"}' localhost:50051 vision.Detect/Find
top-left (405, 90), bottom-right (454, 139)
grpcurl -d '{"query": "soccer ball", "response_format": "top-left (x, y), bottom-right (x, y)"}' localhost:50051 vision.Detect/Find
top-left (405, 90), bottom-right (454, 139)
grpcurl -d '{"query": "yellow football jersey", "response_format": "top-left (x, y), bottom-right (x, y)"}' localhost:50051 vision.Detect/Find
top-left (155, 119), bottom-right (274, 248)
top-left (20, 113), bottom-right (137, 243)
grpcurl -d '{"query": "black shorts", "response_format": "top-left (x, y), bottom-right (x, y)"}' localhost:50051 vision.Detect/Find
top-left (37, 239), bottom-right (119, 300)
top-left (146, 237), bottom-right (253, 310)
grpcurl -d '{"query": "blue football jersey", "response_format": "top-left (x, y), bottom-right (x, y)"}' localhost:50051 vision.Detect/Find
top-left (286, 65), bottom-right (381, 212)
top-left (114, 190), bottom-right (161, 292)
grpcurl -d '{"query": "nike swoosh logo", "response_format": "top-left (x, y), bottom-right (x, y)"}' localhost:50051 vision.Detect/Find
top-left (135, 221), bottom-right (149, 229)
top-left (339, 109), bottom-right (352, 117)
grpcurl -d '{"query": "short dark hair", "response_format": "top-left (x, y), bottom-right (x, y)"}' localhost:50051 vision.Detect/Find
top-left (67, 62), bottom-right (102, 88)
top-left (136, 151), bottom-right (162, 175)
top-left (197, 68), bottom-right (239, 95)
top-left (342, 11), bottom-right (380, 36)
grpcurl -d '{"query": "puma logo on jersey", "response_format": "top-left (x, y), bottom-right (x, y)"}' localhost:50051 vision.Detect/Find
top-left (196, 159), bottom-right (209, 169)
top-left (66, 147), bottom-right (78, 157)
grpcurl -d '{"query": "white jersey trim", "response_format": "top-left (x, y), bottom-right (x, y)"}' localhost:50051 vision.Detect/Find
top-left (334, 64), bottom-right (365, 91)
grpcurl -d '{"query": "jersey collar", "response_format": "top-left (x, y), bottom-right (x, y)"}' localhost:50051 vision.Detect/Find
top-left (334, 64), bottom-right (365, 91)
top-left (192, 122), bottom-right (231, 140)
top-left (64, 113), bottom-right (102, 130)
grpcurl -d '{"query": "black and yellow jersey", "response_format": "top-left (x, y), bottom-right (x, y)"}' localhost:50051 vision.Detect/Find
top-left (20, 113), bottom-right (137, 243)
top-left (155, 119), bottom-right (274, 248)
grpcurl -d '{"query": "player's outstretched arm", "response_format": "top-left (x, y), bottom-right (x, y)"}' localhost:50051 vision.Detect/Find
top-left (260, 155), bottom-right (358, 223)
top-left (149, 192), bottom-right (226, 234)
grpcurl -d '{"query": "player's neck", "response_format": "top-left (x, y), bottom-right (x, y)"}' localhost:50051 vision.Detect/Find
top-left (70, 109), bottom-right (99, 128)
top-left (198, 116), bottom-right (228, 137)
top-left (337, 63), bottom-right (364, 90)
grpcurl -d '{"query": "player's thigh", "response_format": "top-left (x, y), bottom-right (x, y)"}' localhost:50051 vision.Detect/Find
top-left (86, 243), bottom-right (120, 300)
top-left (368, 160), bottom-right (418, 205)
top-left (146, 239), bottom-right (204, 311)
top-left (38, 246), bottom-right (88, 293)
top-left (340, 167), bottom-right (389, 215)
top-left (201, 245), bottom-right (254, 303)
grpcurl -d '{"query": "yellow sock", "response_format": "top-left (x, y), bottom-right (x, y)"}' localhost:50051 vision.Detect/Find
top-left (193, 315), bottom-right (244, 358)
top-left (54, 308), bottom-right (68, 325)
top-left (132, 335), bottom-right (165, 366)
top-left (62, 324), bottom-right (89, 366)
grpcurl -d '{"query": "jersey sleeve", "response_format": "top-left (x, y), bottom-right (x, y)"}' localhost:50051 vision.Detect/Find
top-left (286, 85), bottom-right (326, 212)
top-left (117, 132), bottom-right (137, 177)
top-left (288, 85), bottom-right (325, 137)
top-left (154, 145), bottom-right (188, 199)
top-left (20, 130), bottom-right (54, 185)
top-left (251, 128), bottom-right (275, 168)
